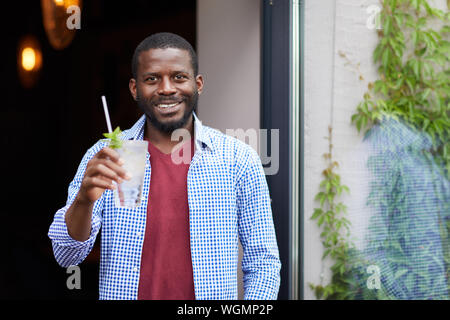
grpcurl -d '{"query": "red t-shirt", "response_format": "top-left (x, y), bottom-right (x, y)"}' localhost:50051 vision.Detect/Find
top-left (137, 137), bottom-right (195, 300)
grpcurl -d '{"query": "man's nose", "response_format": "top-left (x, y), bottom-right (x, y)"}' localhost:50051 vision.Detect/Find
top-left (157, 77), bottom-right (177, 95)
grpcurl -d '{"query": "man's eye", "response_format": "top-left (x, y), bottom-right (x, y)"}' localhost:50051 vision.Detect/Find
top-left (146, 76), bottom-right (157, 81)
top-left (175, 74), bottom-right (187, 80)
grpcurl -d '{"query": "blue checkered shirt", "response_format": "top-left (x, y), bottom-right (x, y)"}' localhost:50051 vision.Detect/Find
top-left (48, 113), bottom-right (281, 300)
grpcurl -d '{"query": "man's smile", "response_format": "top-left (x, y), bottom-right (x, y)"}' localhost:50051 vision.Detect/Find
top-left (154, 100), bottom-right (183, 114)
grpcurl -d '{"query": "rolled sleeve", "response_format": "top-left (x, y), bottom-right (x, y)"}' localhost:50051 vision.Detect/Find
top-left (49, 199), bottom-right (103, 267)
top-left (48, 143), bottom-right (105, 267)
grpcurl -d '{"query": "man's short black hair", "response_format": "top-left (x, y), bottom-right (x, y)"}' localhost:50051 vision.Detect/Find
top-left (131, 32), bottom-right (198, 79)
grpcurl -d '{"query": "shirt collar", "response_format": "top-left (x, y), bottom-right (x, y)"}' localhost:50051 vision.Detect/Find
top-left (122, 111), bottom-right (213, 152)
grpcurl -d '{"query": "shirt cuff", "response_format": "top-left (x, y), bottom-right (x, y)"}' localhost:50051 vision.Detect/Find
top-left (48, 207), bottom-right (96, 250)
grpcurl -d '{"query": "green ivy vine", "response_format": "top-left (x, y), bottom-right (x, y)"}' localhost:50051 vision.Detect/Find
top-left (311, 0), bottom-right (450, 299)
top-left (309, 126), bottom-right (353, 299)
top-left (352, 0), bottom-right (450, 177)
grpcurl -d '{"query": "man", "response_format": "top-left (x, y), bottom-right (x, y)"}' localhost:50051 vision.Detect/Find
top-left (48, 32), bottom-right (281, 300)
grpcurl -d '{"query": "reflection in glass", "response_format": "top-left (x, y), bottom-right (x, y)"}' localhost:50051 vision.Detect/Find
top-left (347, 116), bottom-right (449, 299)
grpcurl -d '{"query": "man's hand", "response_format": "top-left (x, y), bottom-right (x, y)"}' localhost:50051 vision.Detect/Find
top-left (65, 147), bottom-right (131, 242)
top-left (76, 147), bottom-right (131, 205)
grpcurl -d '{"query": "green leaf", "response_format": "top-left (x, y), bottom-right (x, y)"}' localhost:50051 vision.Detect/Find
top-left (341, 185), bottom-right (350, 194)
top-left (327, 193), bottom-right (334, 205)
top-left (423, 118), bottom-right (430, 130)
top-left (412, 30), bottom-right (419, 47)
top-left (405, 78), bottom-right (415, 93)
top-left (322, 249), bottom-right (331, 259)
top-left (412, 59), bottom-right (420, 78)
top-left (384, 16), bottom-right (392, 36)
top-left (326, 181), bottom-right (331, 193)
top-left (339, 264), bottom-right (345, 275)
top-left (361, 115), bottom-right (368, 130)
top-left (416, 46), bottom-right (426, 57)
top-left (356, 116), bottom-right (362, 132)
top-left (392, 77), bottom-right (403, 90)
top-left (311, 208), bottom-right (323, 220)
top-left (318, 215), bottom-right (325, 227)
top-left (374, 80), bottom-right (385, 94)
top-left (393, 13), bottom-right (403, 27)
top-left (422, 0), bottom-right (433, 16)
top-left (421, 88), bottom-right (432, 100)
top-left (103, 126), bottom-right (123, 149)
top-left (408, 102), bottom-right (414, 119)
top-left (314, 192), bottom-right (327, 207)
top-left (382, 48), bottom-right (391, 69)
top-left (433, 121), bottom-right (443, 136)
top-left (373, 44), bottom-right (384, 63)
top-left (389, 38), bottom-right (403, 57)
top-left (417, 17), bottom-right (427, 29)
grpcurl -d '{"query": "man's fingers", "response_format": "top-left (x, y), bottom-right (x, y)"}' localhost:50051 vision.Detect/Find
top-left (85, 176), bottom-right (116, 190)
top-left (86, 158), bottom-right (130, 180)
top-left (93, 163), bottom-right (124, 184)
top-left (96, 147), bottom-right (124, 165)
top-left (98, 159), bottom-right (130, 179)
top-left (96, 175), bottom-right (117, 187)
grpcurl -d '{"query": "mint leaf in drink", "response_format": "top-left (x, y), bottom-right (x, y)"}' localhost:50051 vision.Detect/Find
top-left (103, 126), bottom-right (123, 149)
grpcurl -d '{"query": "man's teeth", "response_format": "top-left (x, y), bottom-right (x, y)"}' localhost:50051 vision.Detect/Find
top-left (157, 102), bottom-right (179, 108)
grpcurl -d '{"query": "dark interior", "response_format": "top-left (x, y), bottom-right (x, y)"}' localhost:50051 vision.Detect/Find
top-left (0, 0), bottom-right (196, 299)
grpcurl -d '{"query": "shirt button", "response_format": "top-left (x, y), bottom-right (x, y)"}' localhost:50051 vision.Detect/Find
top-left (133, 267), bottom-right (138, 272)
top-left (136, 232), bottom-right (142, 237)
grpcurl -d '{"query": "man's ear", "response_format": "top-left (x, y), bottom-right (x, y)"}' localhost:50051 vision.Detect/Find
top-left (196, 74), bottom-right (204, 95)
top-left (129, 78), bottom-right (137, 101)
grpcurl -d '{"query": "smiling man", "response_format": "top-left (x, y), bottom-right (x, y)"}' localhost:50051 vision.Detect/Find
top-left (48, 32), bottom-right (281, 300)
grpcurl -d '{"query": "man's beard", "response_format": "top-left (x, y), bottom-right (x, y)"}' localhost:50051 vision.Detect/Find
top-left (136, 90), bottom-right (198, 134)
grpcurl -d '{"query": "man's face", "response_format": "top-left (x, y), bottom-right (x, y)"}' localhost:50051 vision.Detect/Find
top-left (129, 48), bottom-right (203, 134)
